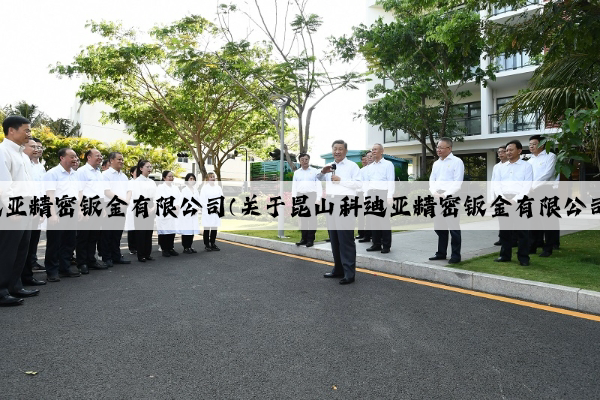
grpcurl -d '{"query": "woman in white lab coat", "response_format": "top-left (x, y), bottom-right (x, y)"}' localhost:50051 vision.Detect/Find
top-left (132, 160), bottom-right (156, 262)
top-left (200, 172), bottom-right (223, 251)
top-left (155, 170), bottom-right (181, 257)
top-left (178, 173), bottom-right (201, 253)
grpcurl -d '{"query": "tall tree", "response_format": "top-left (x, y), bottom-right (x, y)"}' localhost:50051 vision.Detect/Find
top-left (4, 101), bottom-right (49, 127)
top-left (217, 0), bottom-right (365, 163)
top-left (51, 16), bottom-right (277, 181)
top-left (334, 0), bottom-right (494, 176)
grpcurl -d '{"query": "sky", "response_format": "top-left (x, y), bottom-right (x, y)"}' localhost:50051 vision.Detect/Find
top-left (1, 0), bottom-right (369, 159)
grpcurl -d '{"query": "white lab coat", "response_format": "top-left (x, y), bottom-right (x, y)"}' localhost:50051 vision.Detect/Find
top-left (200, 183), bottom-right (223, 227)
top-left (155, 182), bottom-right (182, 234)
top-left (177, 186), bottom-right (200, 235)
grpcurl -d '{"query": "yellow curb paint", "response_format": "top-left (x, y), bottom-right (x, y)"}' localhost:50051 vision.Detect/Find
top-left (217, 238), bottom-right (600, 322)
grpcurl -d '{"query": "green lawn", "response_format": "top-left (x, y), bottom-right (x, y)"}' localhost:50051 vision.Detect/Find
top-left (219, 215), bottom-right (492, 242)
top-left (458, 230), bottom-right (600, 292)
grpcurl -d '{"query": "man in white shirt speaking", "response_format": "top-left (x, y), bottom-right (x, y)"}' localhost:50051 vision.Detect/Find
top-left (291, 153), bottom-right (322, 248)
top-left (428, 138), bottom-right (464, 264)
top-left (528, 135), bottom-right (559, 257)
top-left (316, 140), bottom-right (362, 285)
top-left (365, 143), bottom-right (395, 254)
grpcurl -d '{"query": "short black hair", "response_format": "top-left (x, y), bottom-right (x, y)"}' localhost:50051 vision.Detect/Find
top-left (136, 160), bottom-right (150, 177)
top-left (57, 148), bottom-right (70, 159)
top-left (498, 145), bottom-right (506, 150)
top-left (32, 137), bottom-right (42, 143)
top-left (2, 115), bottom-right (31, 135)
top-left (331, 139), bottom-right (347, 150)
top-left (438, 137), bottom-right (453, 148)
top-left (298, 153), bottom-right (310, 160)
top-left (185, 173), bottom-right (197, 181)
top-left (529, 134), bottom-right (544, 142)
top-left (102, 160), bottom-right (110, 167)
top-left (84, 149), bottom-right (94, 159)
top-left (506, 140), bottom-right (523, 150)
top-left (162, 170), bottom-right (172, 180)
top-left (108, 152), bottom-right (122, 161)
top-left (129, 165), bottom-right (137, 175)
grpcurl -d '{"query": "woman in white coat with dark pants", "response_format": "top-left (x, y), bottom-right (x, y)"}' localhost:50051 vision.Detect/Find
top-left (178, 173), bottom-right (201, 253)
top-left (155, 170), bottom-right (181, 257)
top-left (200, 172), bottom-right (223, 251)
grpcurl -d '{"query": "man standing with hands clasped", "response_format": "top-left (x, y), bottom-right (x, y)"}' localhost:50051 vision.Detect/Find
top-left (428, 137), bottom-right (464, 264)
top-left (317, 140), bottom-right (362, 285)
top-left (365, 143), bottom-right (395, 254)
top-left (292, 153), bottom-right (322, 248)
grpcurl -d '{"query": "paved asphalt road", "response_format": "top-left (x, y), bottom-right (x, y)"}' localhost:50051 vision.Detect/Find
top-left (1, 239), bottom-right (599, 399)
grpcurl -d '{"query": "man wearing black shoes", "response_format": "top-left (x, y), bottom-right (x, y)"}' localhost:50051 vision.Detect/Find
top-left (292, 153), bottom-right (321, 248)
top-left (0, 116), bottom-right (40, 305)
top-left (428, 138), bottom-right (464, 265)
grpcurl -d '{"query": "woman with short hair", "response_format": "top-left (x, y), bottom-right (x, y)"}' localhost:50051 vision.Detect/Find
top-left (178, 173), bottom-right (201, 254)
top-left (155, 170), bottom-right (181, 257)
top-left (200, 172), bottom-right (223, 251)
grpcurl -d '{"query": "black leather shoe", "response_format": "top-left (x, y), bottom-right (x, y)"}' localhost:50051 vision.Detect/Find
top-left (306, 242), bottom-right (314, 248)
top-left (520, 261), bottom-right (530, 266)
top-left (324, 272), bottom-right (344, 278)
top-left (182, 248), bottom-right (193, 254)
top-left (295, 240), bottom-right (307, 246)
top-left (358, 238), bottom-right (371, 243)
top-left (428, 255), bottom-right (446, 260)
top-left (59, 268), bottom-right (81, 278)
top-left (493, 241), bottom-right (501, 246)
top-left (90, 262), bottom-right (108, 270)
top-left (553, 244), bottom-right (560, 250)
top-left (204, 246), bottom-right (212, 252)
top-left (162, 251), bottom-right (171, 257)
top-left (22, 277), bottom-right (46, 286)
top-left (168, 249), bottom-right (179, 256)
top-left (189, 248), bottom-right (197, 254)
top-left (138, 258), bottom-right (146, 262)
top-left (539, 251), bottom-right (552, 257)
top-left (366, 245), bottom-right (382, 252)
top-left (494, 257), bottom-right (511, 262)
top-left (46, 275), bottom-right (60, 283)
top-left (11, 288), bottom-right (40, 298)
top-left (129, 250), bottom-right (137, 255)
top-left (32, 262), bottom-right (45, 271)
top-left (211, 244), bottom-right (220, 251)
top-left (103, 260), bottom-right (114, 268)
top-left (114, 258), bottom-right (131, 264)
top-left (448, 258), bottom-right (461, 264)
top-left (0, 295), bottom-right (23, 306)
top-left (381, 248), bottom-right (390, 254)
top-left (146, 256), bottom-right (155, 261)
top-left (339, 278), bottom-right (355, 285)
top-left (78, 265), bottom-right (89, 275)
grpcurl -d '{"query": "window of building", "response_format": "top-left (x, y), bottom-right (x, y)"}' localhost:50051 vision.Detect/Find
top-left (453, 101), bottom-right (481, 136)
top-left (491, 97), bottom-right (539, 134)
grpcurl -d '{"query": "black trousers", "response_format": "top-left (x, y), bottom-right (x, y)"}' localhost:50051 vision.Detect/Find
top-left (158, 234), bottom-right (175, 251)
top-left (182, 234), bottom-right (194, 248)
top-left (531, 185), bottom-right (560, 253)
top-left (102, 201), bottom-right (126, 261)
top-left (203, 229), bottom-right (217, 246)
top-left (356, 192), bottom-right (371, 239)
top-left (23, 229), bottom-right (41, 281)
top-left (298, 192), bottom-right (317, 243)
top-left (133, 213), bottom-right (155, 258)
top-left (367, 189), bottom-right (392, 249)
top-left (433, 195), bottom-right (462, 260)
top-left (127, 230), bottom-right (137, 252)
top-left (498, 203), bottom-right (530, 262)
top-left (325, 195), bottom-right (356, 279)
top-left (76, 222), bottom-right (101, 266)
top-left (0, 199), bottom-right (31, 296)
top-left (45, 229), bottom-right (77, 277)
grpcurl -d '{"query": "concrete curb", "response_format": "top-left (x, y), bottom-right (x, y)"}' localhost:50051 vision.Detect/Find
top-left (219, 232), bottom-right (600, 316)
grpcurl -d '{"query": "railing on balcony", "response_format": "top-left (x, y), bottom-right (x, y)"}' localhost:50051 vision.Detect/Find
top-left (491, 0), bottom-right (541, 16)
top-left (489, 112), bottom-right (541, 134)
top-left (382, 115), bottom-right (481, 144)
top-left (495, 52), bottom-right (535, 72)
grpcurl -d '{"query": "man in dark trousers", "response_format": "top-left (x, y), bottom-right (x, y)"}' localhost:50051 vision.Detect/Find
top-left (76, 149), bottom-right (109, 274)
top-left (317, 140), bottom-right (362, 284)
top-left (429, 138), bottom-right (465, 264)
top-left (529, 135), bottom-right (560, 257)
top-left (363, 143), bottom-right (396, 253)
top-left (0, 116), bottom-right (39, 306)
top-left (494, 140), bottom-right (533, 266)
top-left (292, 153), bottom-right (322, 247)
top-left (43, 148), bottom-right (81, 281)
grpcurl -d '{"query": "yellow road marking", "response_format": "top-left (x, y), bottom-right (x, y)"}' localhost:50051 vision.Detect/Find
top-left (218, 238), bottom-right (600, 322)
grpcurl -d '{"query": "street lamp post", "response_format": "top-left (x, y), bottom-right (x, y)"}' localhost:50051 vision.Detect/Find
top-left (271, 95), bottom-right (291, 238)
top-left (239, 147), bottom-right (248, 192)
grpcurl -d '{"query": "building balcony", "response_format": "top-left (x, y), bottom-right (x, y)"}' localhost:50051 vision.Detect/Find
top-left (382, 116), bottom-right (482, 144)
top-left (495, 52), bottom-right (536, 72)
top-left (489, 112), bottom-right (541, 134)
top-left (491, 0), bottom-right (542, 16)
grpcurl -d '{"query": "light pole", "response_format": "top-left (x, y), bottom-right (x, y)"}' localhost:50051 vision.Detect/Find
top-left (271, 95), bottom-right (291, 238)
top-left (239, 147), bottom-right (249, 192)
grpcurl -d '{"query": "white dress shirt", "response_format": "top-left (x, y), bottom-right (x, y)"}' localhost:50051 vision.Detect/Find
top-left (316, 157), bottom-right (362, 196)
top-left (44, 163), bottom-right (79, 199)
top-left (366, 158), bottom-right (395, 199)
top-left (102, 167), bottom-right (130, 200)
top-left (0, 138), bottom-right (34, 205)
top-left (358, 165), bottom-right (370, 192)
top-left (528, 150), bottom-right (558, 189)
top-left (497, 159), bottom-right (533, 201)
top-left (291, 166), bottom-right (323, 199)
top-left (491, 161), bottom-right (506, 198)
top-left (132, 174), bottom-right (157, 200)
top-left (77, 162), bottom-right (105, 199)
top-left (429, 153), bottom-right (464, 196)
